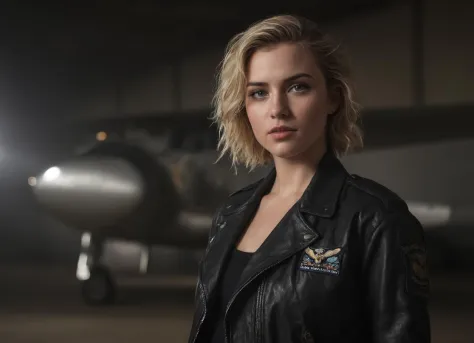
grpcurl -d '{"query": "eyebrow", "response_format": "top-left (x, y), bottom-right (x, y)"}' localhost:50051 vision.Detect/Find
top-left (246, 73), bottom-right (314, 87)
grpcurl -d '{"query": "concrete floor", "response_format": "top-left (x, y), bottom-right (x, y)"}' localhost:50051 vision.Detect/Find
top-left (0, 266), bottom-right (473, 343)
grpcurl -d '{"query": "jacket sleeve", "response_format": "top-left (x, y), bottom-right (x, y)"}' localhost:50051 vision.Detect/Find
top-left (363, 207), bottom-right (431, 343)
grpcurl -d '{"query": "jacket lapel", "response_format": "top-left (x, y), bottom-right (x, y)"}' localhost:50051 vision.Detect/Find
top-left (199, 169), bottom-right (276, 301)
top-left (233, 206), bottom-right (321, 300)
top-left (199, 201), bottom-right (256, 300)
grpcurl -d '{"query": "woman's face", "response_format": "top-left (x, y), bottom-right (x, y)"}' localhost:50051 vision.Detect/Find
top-left (245, 42), bottom-right (336, 162)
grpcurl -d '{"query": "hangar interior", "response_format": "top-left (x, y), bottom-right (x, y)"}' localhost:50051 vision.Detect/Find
top-left (0, 1), bottom-right (473, 342)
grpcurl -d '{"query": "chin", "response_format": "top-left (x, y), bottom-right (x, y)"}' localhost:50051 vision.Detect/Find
top-left (266, 139), bottom-right (325, 161)
top-left (267, 145), bottom-right (305, 160)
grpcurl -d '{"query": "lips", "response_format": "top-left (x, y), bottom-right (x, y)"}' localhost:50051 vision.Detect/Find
top-left (268, 126), bottom-right (297, 134)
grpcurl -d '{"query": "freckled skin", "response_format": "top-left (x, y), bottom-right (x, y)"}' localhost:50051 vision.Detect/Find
top-left (245, 42), bottom-right (336, 162)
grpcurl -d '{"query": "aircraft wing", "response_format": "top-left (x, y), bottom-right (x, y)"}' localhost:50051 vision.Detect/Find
top-left (56, 103), bottom-right (474, 154)
top-left (407, 202), bottom-right (451, 229)
top-left (407, 201), bottom-right (474, 230)
top-left (361, 104), bottom-right (474, 150)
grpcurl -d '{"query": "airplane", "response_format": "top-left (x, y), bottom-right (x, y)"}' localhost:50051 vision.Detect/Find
top-left (28, 112), bottom-right (270, 305)
top-left (28, 103), bottom-right (474, 305)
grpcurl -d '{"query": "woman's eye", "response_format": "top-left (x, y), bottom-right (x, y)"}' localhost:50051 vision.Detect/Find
top-left (290, 83), bottom-right (309, 92)
top-left (250, 90), bottom-right (267, 99)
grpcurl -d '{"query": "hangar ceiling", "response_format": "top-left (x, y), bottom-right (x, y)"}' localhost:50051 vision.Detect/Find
top-left (0, 0), bottom-right (402, 152)
top-left (2, 0), bottom-right (399, 69)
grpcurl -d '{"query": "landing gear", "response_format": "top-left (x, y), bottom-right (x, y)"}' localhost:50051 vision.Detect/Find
top-left (81, 266), bottom-right (116, 305)
top-left (77, 232), bottom-right (116, 305)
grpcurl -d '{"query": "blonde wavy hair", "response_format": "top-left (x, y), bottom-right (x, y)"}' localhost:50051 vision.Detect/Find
top-left (212, 14), bottom-right (363, 170)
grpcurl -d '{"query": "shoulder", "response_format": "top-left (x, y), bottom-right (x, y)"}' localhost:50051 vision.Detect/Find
top-left (211, 176), bottom-right (264, 226)
top-left (346, 174), bottom-right (425, 242)
top-left (345, 174), bottom-right (408, 213)
top-left (229, 176), bottom-right (265, 197)
top-left (342, 174), bottom-right (421, 233)
top-left (222, 177), bottom-right (264, 212)
top-left (207, 177), bottom-right (264, 241)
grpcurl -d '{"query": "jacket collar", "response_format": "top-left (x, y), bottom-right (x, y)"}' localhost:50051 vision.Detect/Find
top-left (221, 151), bottom-right (348, 218)
top-left (220, 167), bottom-right (275, 216)
top-left (298, 151), bottom-right (348, 218)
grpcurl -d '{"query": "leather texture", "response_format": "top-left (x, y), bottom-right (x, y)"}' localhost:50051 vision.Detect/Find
top-left (188, 152), bottom-right (431, 343)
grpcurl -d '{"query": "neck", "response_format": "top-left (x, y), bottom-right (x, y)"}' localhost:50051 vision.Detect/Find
top-left (271, 141), bottom-right (327, 198)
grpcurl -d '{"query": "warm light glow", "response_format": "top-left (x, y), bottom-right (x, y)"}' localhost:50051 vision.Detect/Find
top-left (28, 176), bottom-right (37, 186)
top-left (96, 131), bottom-right (107, 141)
top-left (43, 166), bottom-right (61, 181)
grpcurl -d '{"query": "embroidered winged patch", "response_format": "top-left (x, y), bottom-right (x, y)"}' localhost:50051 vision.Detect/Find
top-left (299, 247), bottom-right (342, 275)
top-left (403, 244), bottom-right (430, 298)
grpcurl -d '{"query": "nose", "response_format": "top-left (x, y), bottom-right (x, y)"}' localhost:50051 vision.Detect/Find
top-left (269, 92), bottom-right (289, 118)
top-left (30, 157), bottom-right (145, 229)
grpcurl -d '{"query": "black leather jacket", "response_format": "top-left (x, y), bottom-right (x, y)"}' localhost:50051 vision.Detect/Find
top-left (188, 152), bottom-right (431, 343)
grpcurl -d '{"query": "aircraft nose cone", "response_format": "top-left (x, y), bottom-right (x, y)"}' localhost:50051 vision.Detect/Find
top-left (30, 157), bottom-right (145, 229)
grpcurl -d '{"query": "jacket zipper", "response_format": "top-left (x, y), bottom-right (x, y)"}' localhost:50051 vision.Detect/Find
top-left (255, 278), bottom-right (266, 343)
top-left (223, 251), bottom-right (301, 343)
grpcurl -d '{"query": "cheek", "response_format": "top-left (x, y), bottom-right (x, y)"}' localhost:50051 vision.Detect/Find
top-left (246, 103), bottom-right (266, 136)
top-left (293, 98), bottom-right (329, 143)
top-left (294, 96), bottom-right (327, 125)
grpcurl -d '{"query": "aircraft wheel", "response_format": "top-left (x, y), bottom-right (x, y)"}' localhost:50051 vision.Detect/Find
top-left (81, 267), bottom-right (116, 305)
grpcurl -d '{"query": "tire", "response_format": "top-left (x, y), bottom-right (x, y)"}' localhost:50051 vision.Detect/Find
top-left (81, 266), bottom-right (116, 305)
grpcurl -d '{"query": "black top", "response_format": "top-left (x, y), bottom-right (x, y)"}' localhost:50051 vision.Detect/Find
top-left (208, 249), bottom-right (253, 343)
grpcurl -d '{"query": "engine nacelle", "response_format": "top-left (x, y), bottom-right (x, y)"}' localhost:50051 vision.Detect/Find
top-left (31, 142), bottom-right (181, 240)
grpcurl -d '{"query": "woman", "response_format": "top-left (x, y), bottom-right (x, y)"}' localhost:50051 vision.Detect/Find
top-left (188, 14), bottom-right (430, 343)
